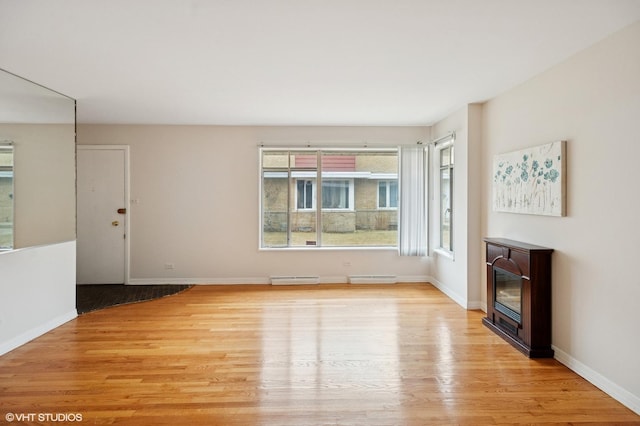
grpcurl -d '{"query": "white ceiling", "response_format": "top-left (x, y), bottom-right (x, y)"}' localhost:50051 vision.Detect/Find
top-left (1, 0), bottom-right (639, 126)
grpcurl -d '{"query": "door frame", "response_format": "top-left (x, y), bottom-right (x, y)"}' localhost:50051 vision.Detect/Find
top-left (77, 145), bottom-right (130, 284)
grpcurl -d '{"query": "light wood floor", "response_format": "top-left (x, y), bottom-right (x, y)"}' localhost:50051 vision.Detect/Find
top-left (1, 284), bottom-right (638, 425)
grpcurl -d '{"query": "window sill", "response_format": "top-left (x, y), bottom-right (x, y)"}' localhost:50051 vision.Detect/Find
top-left (259, 246), bottom-right (397, 252)
top-left (433, 247), bottom-right (455, 260)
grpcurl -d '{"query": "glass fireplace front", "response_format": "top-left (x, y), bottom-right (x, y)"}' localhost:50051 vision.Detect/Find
top-left (494, 267), bottom-right (522, 323)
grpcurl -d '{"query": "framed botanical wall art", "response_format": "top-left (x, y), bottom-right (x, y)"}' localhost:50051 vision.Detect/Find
top-left (493, 140), bottom-right (566, 216)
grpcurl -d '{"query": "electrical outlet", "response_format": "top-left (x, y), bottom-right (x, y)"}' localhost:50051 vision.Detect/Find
top-left (164, 263), bottom-right (175, 270)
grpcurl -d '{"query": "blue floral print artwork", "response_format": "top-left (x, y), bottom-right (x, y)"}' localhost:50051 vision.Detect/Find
top-left (493, 141), bottom-right (566, 216)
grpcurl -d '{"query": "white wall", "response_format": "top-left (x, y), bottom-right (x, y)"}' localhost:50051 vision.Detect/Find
top-left (77, 125), bottom-right (432, 284)
top-left (429, 105), bottom-right (483, 309)
top-left (0, 124), bottom-right (76, 248)
top-left (0, 241), bottom-right (77, 355)
top-left (0, 121), bottom-right (76, 357)
top-left (482, 21), bottom-right (640, 413)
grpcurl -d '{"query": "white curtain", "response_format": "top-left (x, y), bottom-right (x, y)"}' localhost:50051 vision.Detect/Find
top-left (398, 145), bottom-right (427, 256)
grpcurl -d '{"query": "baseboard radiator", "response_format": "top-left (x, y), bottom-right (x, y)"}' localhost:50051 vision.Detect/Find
top-left (270, 276), bottom-right (320, 285)
top-left (349, 275), bottom-right (397, 284)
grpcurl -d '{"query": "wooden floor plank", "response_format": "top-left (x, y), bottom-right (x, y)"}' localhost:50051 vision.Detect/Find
top-left (1, 284), bottom-right (638, 425)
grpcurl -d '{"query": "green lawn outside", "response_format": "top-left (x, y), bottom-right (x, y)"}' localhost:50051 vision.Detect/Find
top-left (263, 230), bottom-right (397, 247)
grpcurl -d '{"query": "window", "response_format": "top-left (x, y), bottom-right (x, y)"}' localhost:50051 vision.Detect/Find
top-left (378, 180), bottom-right (398, 209)
top-left (261, 148), bottom-right (398, 248)
top-left (322, 179), bottom-right (352, 210)
top-left (295, 179), bottom-right (354, 211)
top-left (296, 179), bottom-right (315, 210)
top-left (438, 144), bottom-right (454, 252)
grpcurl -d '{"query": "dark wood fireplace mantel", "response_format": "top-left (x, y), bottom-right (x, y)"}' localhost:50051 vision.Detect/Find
top-left (483, 238), bottom-right (554, 358)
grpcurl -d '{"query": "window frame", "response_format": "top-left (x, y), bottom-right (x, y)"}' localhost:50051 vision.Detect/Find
top-left (321, 178), bottom-right (354, 211)
top-left (436, 141), bottom-right (454, 255)
top-left (295, 178), bottom-right (316, 211)
top-left (260, 147), bottom-right (399, 250)
top-left (377, 180), bottom-right (398, 210)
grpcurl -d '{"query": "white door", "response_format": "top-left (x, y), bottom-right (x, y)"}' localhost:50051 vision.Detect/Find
top-left (77, 146), bottom-right (128, 284)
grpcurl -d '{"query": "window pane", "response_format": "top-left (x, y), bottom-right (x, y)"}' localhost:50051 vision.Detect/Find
top-left (291, 176), bottom-right (317, 246)
top-left (321, 152), bottom-right (355, 172)
top-left (321, 151), bottom-right (397, 247)
top-left (389, 181), bottom-right (398, 208)
top-left (296, 180), bottom-right (305, 209)
top-left (378, 182), bottom-right (387, 208)
top-left (262, 172), bottom-right (288, 247)
top-left (440, 168), bottom-right (452, 251)
top-left (262, 150), bottom-right (289, 169)
top-left (305, 181), bottom-right (312, 209)
top-left (292, 152), bottom-right (317, 169)
top-left (440, 146), bottom-right (450, 166)
top-left (322, 180), bottom-right (349, 209)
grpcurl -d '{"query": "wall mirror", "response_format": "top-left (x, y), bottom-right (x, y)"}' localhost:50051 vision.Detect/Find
top-left (0, 68), bottom-right (76, 250)
top-left (0, 142), bottom-right (13, 249)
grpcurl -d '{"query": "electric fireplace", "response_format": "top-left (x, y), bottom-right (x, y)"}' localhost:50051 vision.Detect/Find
top-left (483, 238), bottom-right (554, 358)
top-left (493, 267), bottom-right (522, 324)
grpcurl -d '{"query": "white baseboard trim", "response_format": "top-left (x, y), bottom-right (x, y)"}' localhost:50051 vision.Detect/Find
top-left (349, 275), bottom-right (397, 284)
top-left (127, 275), bottom-right (430, 286)
top-left (553, 346), bottom-right (640, 415)
top-left (466, 300), bottom-right (485, 310)
top-left (320, 276), bottom-right (349, 284)
top-left (0, 309), bottom-right (77, 356)
top-left (426, 278), bottom-right (485, 311)
top-left (427, 276), bottom-right (468, 309)
top-left (397, 275), bottom-right (430, 283)
top-left (127, 278), bottom-right (271, 285)
top-left (271, 276), bottom-right (320, 285)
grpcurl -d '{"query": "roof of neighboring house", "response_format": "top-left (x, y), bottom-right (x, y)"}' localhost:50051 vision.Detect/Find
top-left (295, 155), bottom-right (355, 171)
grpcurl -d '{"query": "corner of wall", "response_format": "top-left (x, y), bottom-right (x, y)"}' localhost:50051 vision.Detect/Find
top-left (0, 241), bottom-right (77, 356)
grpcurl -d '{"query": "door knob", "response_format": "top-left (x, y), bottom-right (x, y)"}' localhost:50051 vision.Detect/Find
top-left (112, 221), bottom-right (119, 226)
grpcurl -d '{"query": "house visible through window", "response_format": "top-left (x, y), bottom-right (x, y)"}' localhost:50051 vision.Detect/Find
top-left (261, 148), bottom-right (398, 248)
